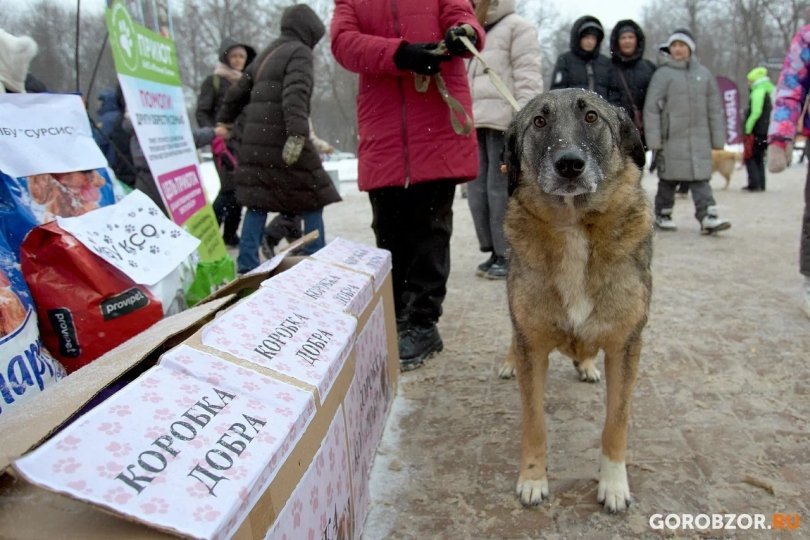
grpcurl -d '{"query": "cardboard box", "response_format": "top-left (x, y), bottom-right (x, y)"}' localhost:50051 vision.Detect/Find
top-left (0, 238), bottom-right (398, 539)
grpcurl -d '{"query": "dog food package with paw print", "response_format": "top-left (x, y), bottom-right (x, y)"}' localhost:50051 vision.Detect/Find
top-left (0, 231), bottom-right (66, 419)
top-left (13, 345), bottom-right (316, 540)
top-left (20, 190), bottom-right (201, 372)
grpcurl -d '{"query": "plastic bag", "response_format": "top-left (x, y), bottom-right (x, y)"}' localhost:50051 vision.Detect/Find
top-left (21, 222), bottom-right (164, 373)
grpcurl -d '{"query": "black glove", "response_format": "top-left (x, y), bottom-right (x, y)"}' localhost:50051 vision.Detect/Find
top-left (445, 24), bottom-right (476, 56)
top-left (393, 42), bottom-right (450, 75)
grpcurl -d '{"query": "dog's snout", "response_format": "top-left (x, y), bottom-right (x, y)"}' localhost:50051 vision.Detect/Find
top-left (554, 152), bottom-right (586, 179)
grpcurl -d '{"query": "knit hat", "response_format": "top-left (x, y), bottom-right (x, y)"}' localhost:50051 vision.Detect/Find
top-left (617, 25), bottom-right (636, 37)
top-left (746, 66), bottom-right (768, 83)
top-left (580, 21), bottom-right (604, 40)
top-left (0, 29), bottom-right (38, 93)
top-left (664, 28), bottom-right (696, 53)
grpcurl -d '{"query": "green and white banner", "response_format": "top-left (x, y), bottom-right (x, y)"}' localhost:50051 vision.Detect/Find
top-left (106, 0), bottom-right (234, 303)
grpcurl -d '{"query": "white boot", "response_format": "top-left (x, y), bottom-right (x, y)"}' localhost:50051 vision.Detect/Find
top-left (655, 208), bottom-right (677, 231)
top-left (701, 206), bottom-right (731, 234)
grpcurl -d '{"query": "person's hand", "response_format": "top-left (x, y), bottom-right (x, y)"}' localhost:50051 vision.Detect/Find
top-left (214, 124), bottom-right (230, 138)
top-left (767, 142), bottom-right (792, 173)
top-left (444, 24), bottom-right (476, 56)
top-left (282, 135), bottom-right (306, 166)
top-left (393, 42), bottom-right (450, 75)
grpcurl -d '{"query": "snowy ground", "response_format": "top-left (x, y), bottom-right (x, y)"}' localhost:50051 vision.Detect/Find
top-left (317, 163), bottom-right (810, 539)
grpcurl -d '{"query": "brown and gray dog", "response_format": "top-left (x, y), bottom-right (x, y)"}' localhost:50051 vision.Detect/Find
top-left (501, 89), bottom-right (653, 512)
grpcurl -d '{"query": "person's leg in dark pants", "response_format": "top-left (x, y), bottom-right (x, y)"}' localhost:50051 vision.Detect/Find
top-left (482, 129), bottom-right (509, 278)
top-left (237, 208), bottom-right (268, 273)
top-left (654, 179), bottom-right (679, 230)
top-left (214, 190), bottom-right (242, 246)
top-left (369, 180), bottom-right (455, 369)
top-left (746, 139), bottom-right (767, 191)
top-left (467, 128), bottom-right (504, 276)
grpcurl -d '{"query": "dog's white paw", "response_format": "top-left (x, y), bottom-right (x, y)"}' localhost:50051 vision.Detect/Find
top-left (575, 359), bottom-right (601, 383)
top-left (597, 455), bottom-right (631, 512)
top-left (498, 361), bottom-right (516, 379)
top-left (516, 476), bottom-right (549, 506)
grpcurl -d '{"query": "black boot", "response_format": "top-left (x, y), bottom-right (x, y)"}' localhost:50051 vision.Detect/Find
top-left (476, 253), bottom-right (497, 277)
top-left (486, 256), bottom-right (508, 279)
top-left (398, 324), bottom-right (443, 371)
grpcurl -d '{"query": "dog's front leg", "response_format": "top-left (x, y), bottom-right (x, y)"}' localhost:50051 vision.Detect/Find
top-left (598, 334), bottom-right (641, 512)
top-left (514, 335), bottom-right (552, 506)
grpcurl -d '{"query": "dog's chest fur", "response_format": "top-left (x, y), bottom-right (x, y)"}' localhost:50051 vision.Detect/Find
top-left (552, 223), bottom-right (593, 332)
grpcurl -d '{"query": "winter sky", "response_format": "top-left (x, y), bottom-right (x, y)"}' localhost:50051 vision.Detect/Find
top-left (552, 0), bottom-right (648, 31)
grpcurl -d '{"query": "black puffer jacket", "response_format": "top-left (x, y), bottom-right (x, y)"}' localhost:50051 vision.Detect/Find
top-left (606, 20), bottom-right (656, 123)
top-left (195, 38), bottom-right (256, 128)
top-left (550, 15), bottom-right (611, 98)
top-left (216, 5), bottom-right (340, 213)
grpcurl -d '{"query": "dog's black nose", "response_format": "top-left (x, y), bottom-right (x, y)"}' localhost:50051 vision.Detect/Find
top-left (554, 152), bottom-right (586, 179)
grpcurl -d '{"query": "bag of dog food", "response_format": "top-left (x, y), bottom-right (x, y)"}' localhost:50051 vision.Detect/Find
top-left (20, 221), bottom-right (165, 373)
top-left (0, 230), bottom-right (66, 418)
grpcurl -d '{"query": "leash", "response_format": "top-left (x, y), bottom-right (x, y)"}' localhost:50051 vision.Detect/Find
top-left (411, 34), bottom-right (520, 135)
top-left (458, 35), bottom-right (520, 112)
top-left (413, 40), bottom-right (473, 136)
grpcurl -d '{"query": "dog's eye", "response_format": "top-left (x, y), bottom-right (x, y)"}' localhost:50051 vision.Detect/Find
top-left (584, 111), bottom-right (598, 123)
top-left (533, 116), bottom-right (546, 128)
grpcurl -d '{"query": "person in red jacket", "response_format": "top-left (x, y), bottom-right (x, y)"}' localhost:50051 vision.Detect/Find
top-left (331, 0), bottom-right (484, 371)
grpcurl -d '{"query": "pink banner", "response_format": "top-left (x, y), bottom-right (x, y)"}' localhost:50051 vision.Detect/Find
top-left (716, 76), bottom-right (742, 144)
top-left (156, 164), bottom-right (206, 225)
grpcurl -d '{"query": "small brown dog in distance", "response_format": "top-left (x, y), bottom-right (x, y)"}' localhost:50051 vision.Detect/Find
top-left (501, 89), bottom-right (652, 512)
top-left (712, 149), bottom-right (742, 189)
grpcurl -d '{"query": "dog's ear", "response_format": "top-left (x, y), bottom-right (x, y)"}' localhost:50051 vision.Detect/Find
top-left (618, 108), bottom-right (646, 170)
top-left (504, 120), bottom-right (521, 196)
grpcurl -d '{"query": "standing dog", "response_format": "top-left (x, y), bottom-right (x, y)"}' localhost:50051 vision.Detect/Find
top-left (711, 149), bottom-right (742, 189)
top-left (502, 89), bottom-right (652, 512)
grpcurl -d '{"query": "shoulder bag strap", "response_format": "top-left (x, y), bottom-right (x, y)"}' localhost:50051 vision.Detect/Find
top-left (615, 66), bottom-right (639, 114)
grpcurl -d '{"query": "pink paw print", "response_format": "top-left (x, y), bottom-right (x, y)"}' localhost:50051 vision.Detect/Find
top-left (141, 391), bottom-right (162, 403)
top-left (309, 485), bottom-right (320, 511)
top-left (315, 453), bottom-right (325, 476)
top-left (230, 466), bottom-right (248, 481)
top-left (242, 381), bottom-right (259, 392)
top-left (141, 497), bottom-right (169, 514)
top-left (292, 499), bottom-right (303, 527)
top-left (53, 457), bottom-right (81, 474)
top-left (174, 396), bottom-right (195, 408)
top-left (275, 406), bottom-right (293, 418)
top-left (175, 353), bottom-right (193, 364)
top-left (56, 435), bottom-right (81, 451)
top-left (275, 391), bottom-right (295, 403)
top-left (142, 377), bottom-right (160, 388)
top-left (105, 441), bottom-right (132, 457)
top-left (103, 486), bottom-right (133, 505)
top-left (193, 504), bottom-right (220, 522)
top-left (275, 362), bottom-right (291, 372)
top-left (67, 480), bottom-right (91, 494)
top-left (206, 375), bottom-right (222, 386)
top-left (96, 461), bottom-right (123, 478)
top-left (143, 425), bottom-right (163, 439)
top-left (98, 421), bottom-right (123, 435)
top-left (153, 408), bottom-right (173, 421)
top-left (258, 431), bottom-right (277, 445)
top-left (187, 481), bottom-right (211, 499)
top-left (109, 404), bottom-right (132, 417)
top-left (179, 383), bottom-right (200, 394)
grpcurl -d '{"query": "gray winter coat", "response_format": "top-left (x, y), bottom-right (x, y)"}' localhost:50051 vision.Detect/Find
top-left (643, 53), bottom-right (725, 181)
top-left (467, 0), bottom-right (543, 131)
